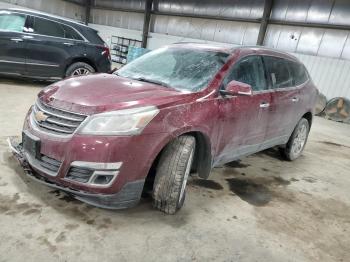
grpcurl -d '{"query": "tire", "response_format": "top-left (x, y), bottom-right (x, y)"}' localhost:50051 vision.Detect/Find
top-left (65, 62), bottom-right (95, 77)
top-left (281, 118), bottom-right (310, 161)
top-left (152, 135), bottom-right (196, 214)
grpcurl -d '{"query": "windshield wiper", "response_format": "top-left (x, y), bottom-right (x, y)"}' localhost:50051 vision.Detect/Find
top-left (134, 77), bottom-right (170, 88)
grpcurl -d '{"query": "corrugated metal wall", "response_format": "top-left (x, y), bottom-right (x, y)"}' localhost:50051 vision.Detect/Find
top-left (265, 0), bottom-right (350, 59)
top-left (1, 0), bottom-right (350, 99)
top-left (0, 0), bottom-right (85, 21)
top-left (151, 15), bottom-right (259, 45)
top-left (294, 53), bottom-right (350, 99)
top-left (88, 0), bottom-right (350, 61)
top-left (91, 9), bottom-right (144, 30)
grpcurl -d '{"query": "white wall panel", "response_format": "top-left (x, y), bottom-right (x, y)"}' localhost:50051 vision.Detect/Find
top-left (294, 53), bottom-right (350, 99)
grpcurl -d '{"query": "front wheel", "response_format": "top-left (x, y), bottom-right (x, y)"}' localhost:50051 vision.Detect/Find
top-left (281, 118), bottom-right (310, 161)
top-left (152, 135), bottom-right (196, 214)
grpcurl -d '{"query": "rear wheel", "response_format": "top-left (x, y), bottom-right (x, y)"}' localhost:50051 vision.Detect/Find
top-left (65, 62), bottom-right (95, 77)
top-left (152, 135), bottom-right (196, 214)
top-left (281, 118), bottom-right (310, 161)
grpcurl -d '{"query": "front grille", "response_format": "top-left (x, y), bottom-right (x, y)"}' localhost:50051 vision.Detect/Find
top-left (66, 166), bottom-right (94, 183)
top-left (38, 155), bottom-right (62, 173)
top-left (31, 100), bottom-right (87, 135)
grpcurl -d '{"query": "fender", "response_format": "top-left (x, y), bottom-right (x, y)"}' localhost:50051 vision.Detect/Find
top-left (145, 126), bottom-right (213, 180)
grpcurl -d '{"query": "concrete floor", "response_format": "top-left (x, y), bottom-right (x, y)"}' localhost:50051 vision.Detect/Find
top-left (0, 78), bottom-right (349, 262)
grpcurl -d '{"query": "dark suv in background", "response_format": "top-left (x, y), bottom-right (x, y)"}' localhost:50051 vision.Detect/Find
top-left (0, 8), bottom-right (111, 80)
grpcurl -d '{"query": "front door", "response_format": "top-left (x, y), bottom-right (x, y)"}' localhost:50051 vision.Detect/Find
top-left (215, 55), bottom-right (272, 165)
top-left (0, 11), bottom-right (27, 75)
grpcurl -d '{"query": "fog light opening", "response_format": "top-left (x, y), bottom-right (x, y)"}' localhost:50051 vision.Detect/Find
top-left (92, 174), bottom-right (114, 185)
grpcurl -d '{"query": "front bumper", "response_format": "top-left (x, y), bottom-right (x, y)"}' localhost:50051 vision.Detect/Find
top-left (7, 137), bottom-right (144, 209)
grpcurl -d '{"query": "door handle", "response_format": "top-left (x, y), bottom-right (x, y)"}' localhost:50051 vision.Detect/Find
top-left (260, 102), bottom-right (270, 108)
top-left (291, 97), bottom-right (299, 102)
top-left (10, 38), bottom-right (23, 42)
top-left (63, 42), bottom-right (74, 46)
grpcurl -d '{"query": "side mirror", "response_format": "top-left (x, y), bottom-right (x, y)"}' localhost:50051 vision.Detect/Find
top-left (221, 80), bottom-right (253, 97)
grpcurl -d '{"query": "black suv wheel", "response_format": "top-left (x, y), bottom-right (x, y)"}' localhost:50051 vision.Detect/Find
top-left (65, 62), bottom-right (95, 77)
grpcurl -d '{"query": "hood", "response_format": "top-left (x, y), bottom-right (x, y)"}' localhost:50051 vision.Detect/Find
top-left (38, 74), bottom-right (194, 115)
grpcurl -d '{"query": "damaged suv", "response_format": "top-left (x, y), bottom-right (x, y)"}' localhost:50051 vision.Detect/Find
top-left (9, 43), bottom-right (317, 214)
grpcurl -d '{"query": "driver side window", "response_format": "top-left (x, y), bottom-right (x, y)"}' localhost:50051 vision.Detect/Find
top-left (223, 55), bottom-right (267, 91)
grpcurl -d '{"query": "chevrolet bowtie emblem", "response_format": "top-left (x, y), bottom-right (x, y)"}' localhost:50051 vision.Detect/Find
top-left (35, 111), bottom-right (48, 122)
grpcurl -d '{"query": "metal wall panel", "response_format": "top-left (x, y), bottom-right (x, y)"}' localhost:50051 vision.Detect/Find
top-left (94, 0), bottom-right (145, 11)
top-left (156, 0), bottom-right (264, 19)
top-left (91, 8), bottom-right (144, 30)
top-left (151, 15), bottom-right (259, 45)
top-left (307, 0), bottom-right (334, 24)
top-left (329, 0), bottom-right (350, 26)
top-left (294, 52), bottom-right (350, 99)
top-left (272, 0), bottom-right (350, 26)
top-left (318, 30), bottom-right (348, 58)
top-left (264, 24), bottom-right (350, 59)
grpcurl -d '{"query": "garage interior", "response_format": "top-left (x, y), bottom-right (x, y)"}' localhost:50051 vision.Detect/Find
top-left (0, 0), bottom-right (350, 261)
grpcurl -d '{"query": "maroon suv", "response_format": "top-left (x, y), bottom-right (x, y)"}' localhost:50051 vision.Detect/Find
top-left (9, 43), bottom-right (317, 214)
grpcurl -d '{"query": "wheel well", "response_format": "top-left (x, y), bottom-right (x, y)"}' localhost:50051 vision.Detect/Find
top-left (302, 112), bottom-right (313, 127)
top-left (66, 57), bottom-right (97, 72)
top-left (143, 131), bottom-right (212, 194)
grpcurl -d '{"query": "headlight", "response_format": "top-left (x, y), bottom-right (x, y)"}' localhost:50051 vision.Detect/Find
top-left (78, 106), bottom-right (159, 135)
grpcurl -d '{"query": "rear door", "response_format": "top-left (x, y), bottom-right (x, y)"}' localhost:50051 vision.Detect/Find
top-left (215, 55), bottom-right (272, 164)
top-left (24, 16), bottom-right (86, 78)
top-left (263, 56), bottom-right (301, 145)
top-left (0, 11), bottom-right (27, 74)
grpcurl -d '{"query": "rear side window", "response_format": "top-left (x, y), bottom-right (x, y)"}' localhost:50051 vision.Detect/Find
top-left (61, 24), bottom-right (83, 40)
top-left (223, 55), bottom-right (267, 91)
top-left (33, 17), bottom-right (64, 38)
top-left (263, 56), bottom-right (293, 89)
top-left (288, 61), bottom-right (309, 86)
top-left (0, 13), bottom-right (26, 32)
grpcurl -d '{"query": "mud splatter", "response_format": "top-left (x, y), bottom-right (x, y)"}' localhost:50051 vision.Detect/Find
top-left (273, 176), bottom-right (291, 185)
top-left (86, 219), bottom-right (95, 225)
top-left (189, 179), bottom-right (223, 190)
top-left (23, 208), bottom-right (41, 216)
top-left (226, 178), bottom-right (272, 206)
top-left (226, 176), bottom-right (292, 206)
top-left (259, 148), bottom-right (287, 161)
top-left (225, 160), bottom-right (250, 168)
top-left (24, 233), bottom-right (33, 239)
top-left (37, 236), bottom-right (57, 253)
top-left (59, 195), bottom-right (76, 203)
top-left (55, 232), bottom-right (66, 243)
top-left (65, 224), bottom-right (79, 230)
top-left (319, 141), bottom-right (350, 148)
top-left (303, 177), bottom-right (317, 183)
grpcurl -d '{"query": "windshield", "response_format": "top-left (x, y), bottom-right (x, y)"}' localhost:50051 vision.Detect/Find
top-left (116, 47), bottom-right (228, 92)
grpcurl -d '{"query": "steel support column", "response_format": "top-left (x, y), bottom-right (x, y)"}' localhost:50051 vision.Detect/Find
top-left (85, 0), bottom-right (91, 25)
top-left (142, 0), bottom-right (153, 48)
top-left (257, 0), bottom-right (273, 46)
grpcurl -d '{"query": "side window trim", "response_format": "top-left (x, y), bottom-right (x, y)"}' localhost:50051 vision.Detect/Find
top-left (221, 54), bottom-right (269, 93)
top-left (20, 14), bottom-right (88, 42)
